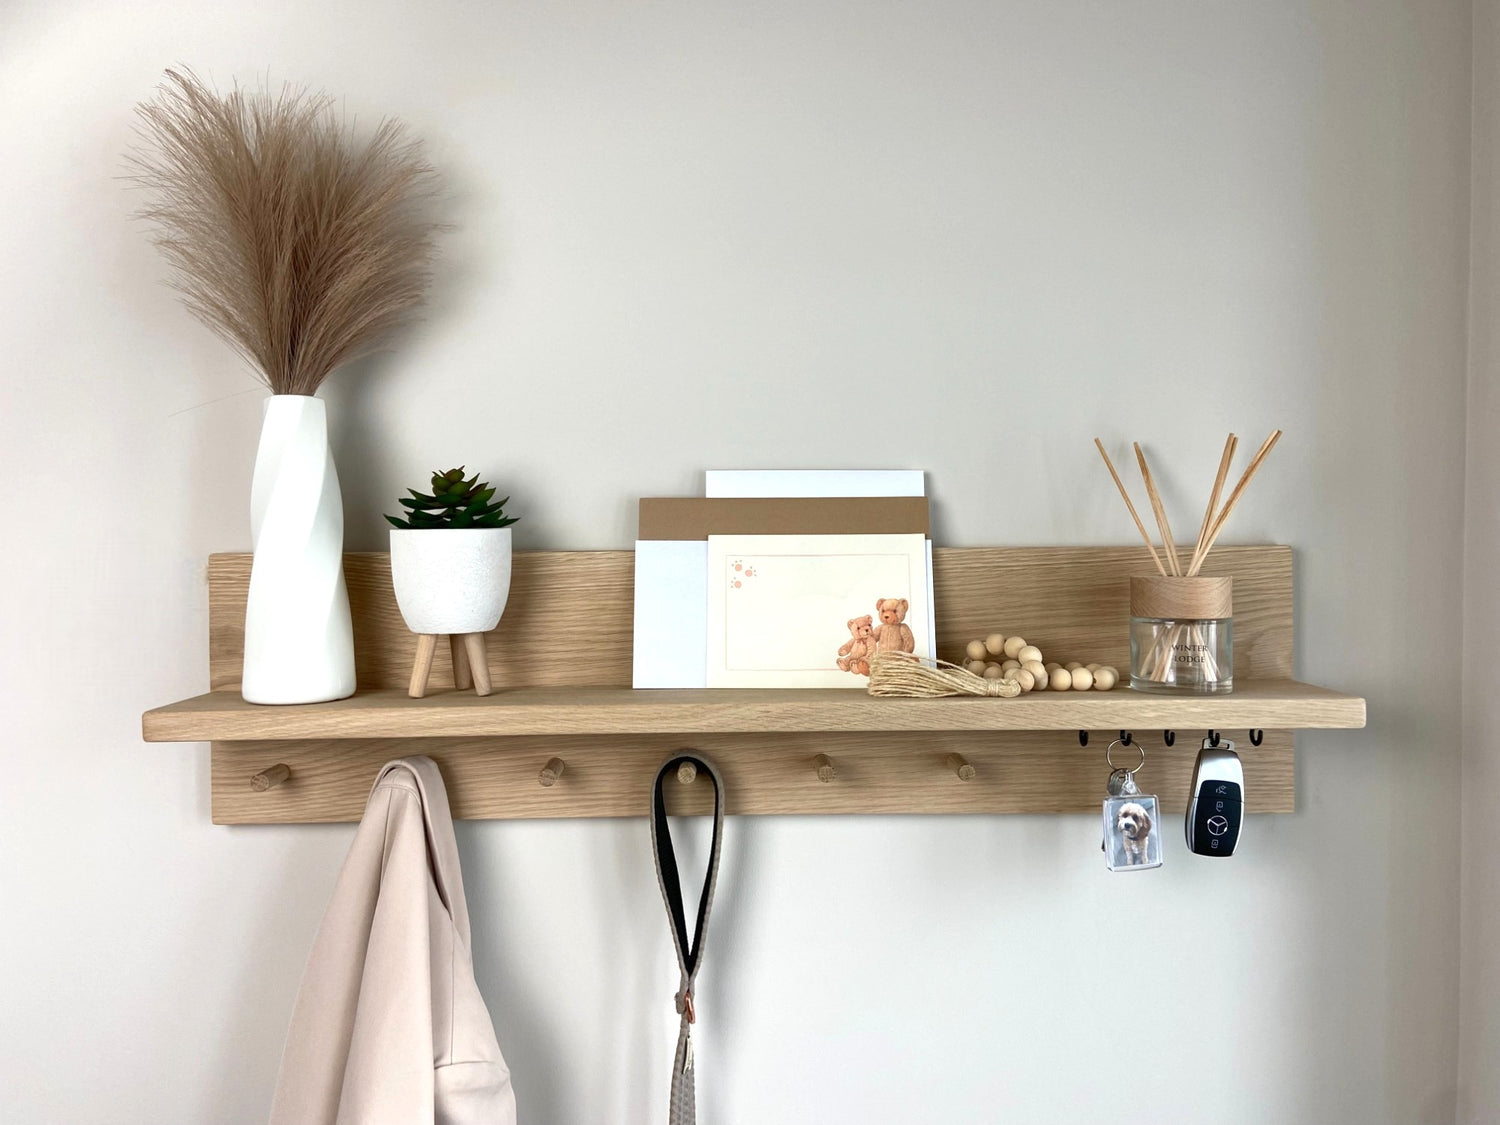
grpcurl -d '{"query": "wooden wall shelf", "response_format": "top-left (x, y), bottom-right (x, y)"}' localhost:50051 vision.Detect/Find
top-left (144, 681), bottom-right (1364, 743)
top-left (144, 546), bottom-right (1366, 823)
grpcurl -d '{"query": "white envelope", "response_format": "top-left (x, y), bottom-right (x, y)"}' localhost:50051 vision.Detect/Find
top-left (632, 540), bottom-right (708, 688)
top-left (704, 469), bottom-right (925, 498)
top-left (705, 533), bottom-right (931, 688)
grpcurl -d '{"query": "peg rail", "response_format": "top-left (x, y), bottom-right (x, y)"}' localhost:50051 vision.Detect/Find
top-left (142, 546), bottom-right (1366, 823)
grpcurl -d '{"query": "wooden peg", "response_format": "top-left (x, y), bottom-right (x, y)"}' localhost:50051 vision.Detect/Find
top-left (250, 763), bottom-right (291, 792)
top-left (815, 753), bottom-right (836, 783)
top-left (462, 633), bottom-right (492, 696)
top-left (946, 753), bottom-right (977, 782)
top-left (450, 633), bottom-right (473, 691)
top-left (408, 633), bottom-right (438, 698)
top-left (677, 760), bottom-right (698, 784)
top-left (538, 757), bottom-right (566, 787)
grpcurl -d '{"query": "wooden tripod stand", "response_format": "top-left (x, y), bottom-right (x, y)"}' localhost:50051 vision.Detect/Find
top-left (409, 632), bottom-right (492, 698)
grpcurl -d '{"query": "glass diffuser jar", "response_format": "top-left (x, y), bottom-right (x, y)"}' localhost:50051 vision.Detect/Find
top-left (1129, 575), bottom-right (1233, 693)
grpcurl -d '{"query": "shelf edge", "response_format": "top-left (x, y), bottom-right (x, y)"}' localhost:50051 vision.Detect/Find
top-left (142, 685), bottom-right (1367, 743)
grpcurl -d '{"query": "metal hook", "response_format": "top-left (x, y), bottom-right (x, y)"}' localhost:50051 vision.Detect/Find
top-left (1208, 730), bottom-right (1221, 747)
top-left (1079, 730), bottom-right (1090, 747)
top-left (1249, 729), bottom-right (1264, 746)
top-left (1163, 730), bottom-right (1176, 747)
top-left (1120, 730), bottom-right (1133, 746)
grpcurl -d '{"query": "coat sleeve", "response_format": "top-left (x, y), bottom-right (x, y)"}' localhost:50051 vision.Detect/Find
top-left (270, 781), bottom-right (439, 1125)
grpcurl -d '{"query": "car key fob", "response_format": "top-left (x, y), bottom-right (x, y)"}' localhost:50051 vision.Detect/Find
top-left (1186, 740), bottom-right (1244, 857)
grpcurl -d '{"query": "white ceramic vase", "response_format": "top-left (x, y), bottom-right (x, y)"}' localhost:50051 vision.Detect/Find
top-left (390, 527), bottom-right (513, 635)
top-left (241, 395), bottom-right (357, 704)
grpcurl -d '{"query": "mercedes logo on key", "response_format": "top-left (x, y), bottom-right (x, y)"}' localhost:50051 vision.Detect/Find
top-left (1207, 815), bottom-right (1230, 836)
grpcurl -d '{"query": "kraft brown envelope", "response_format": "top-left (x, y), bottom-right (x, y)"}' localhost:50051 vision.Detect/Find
top-left (638, 496), bottom-right (929, 540)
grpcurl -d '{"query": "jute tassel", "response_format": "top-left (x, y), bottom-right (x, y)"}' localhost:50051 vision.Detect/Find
top-left (866, 651), bottom-right (1023, 698)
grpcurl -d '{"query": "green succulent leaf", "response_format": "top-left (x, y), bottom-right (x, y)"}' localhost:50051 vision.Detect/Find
top-left (390, 468), bottom-right (519, 532)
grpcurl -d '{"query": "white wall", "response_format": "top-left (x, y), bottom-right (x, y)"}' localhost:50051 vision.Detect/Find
top-left (1463, 1), bottom-right (1500, 1120)
top-left (0, 2), bottom-right (1472, 1122)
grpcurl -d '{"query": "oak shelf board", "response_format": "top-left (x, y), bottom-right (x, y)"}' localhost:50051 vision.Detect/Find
top-left (142, 680), bottom-right (1365, 743)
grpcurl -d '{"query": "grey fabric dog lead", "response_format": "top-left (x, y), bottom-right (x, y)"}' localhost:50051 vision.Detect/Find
top-left (651, 754), bottom-right (726, 1125)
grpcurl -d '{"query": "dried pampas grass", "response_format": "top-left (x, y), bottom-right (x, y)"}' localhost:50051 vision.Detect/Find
top-left (129, 68), bottom-right (441, 395)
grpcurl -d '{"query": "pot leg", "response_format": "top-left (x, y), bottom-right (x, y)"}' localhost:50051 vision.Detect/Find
top-left (409, 633), bottom-right (438, 699)
top-left (463, 632), bottom-right (492, 697)
top-left (450, 633), bottom-right (473, 691)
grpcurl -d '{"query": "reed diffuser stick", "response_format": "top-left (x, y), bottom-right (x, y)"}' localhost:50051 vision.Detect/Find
top-left (1190, 433), bottom-right (1237, 575)
top-left (1093, 439), bottom-right (1167, 576)
top-left (1134, 444), bottom-right (1181, 576)
top-left (1191, 429), bottom-right (1283, 574)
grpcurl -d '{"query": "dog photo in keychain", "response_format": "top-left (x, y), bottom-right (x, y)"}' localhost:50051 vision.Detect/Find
top-left (1102, 738), bottom-right (1164, 871)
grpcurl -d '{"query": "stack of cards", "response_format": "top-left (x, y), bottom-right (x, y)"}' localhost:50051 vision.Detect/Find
top-left (632, 471), bottom-right (936, 688)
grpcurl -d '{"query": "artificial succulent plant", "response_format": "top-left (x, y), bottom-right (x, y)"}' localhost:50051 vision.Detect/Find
top-left (386, 468), bottom-right (520, 530)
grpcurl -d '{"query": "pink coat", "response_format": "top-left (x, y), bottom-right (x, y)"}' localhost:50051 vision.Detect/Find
top-left (269, 757), bottom-right (516, 1125)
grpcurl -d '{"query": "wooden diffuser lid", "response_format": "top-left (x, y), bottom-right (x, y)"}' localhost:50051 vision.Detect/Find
top-left (1130, 575), bottom-right (1232, 620)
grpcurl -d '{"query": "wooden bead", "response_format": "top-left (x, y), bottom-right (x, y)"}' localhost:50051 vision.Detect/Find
top-left (983, 664), bottom-right (1006, 679)
top-left (966, 639), bottom-right (987, 661)
top-left (984, 633), bottom-right (1006, 656)
top-left (966, 659), bottom-right (988, 675)
top-left (1017, 645), bottom-right (1043, 665)
top-left (1086, 663), bottom-right (1101, 673)
top-left (1070, 666), bottom-right (1094, 690)
top-left (1004, 667), bottom-right (1035, 691)
top-left (1045, 662), bottom-right (1062, 672)
top-left (1003, 636), bottom-right (1027, 659)
top-left (1022, 660), bottom-right (1048, 689)
top-left (1092, 666), bottom-right (1118, 690)
top-left (1066, 662), bottom-right (1084, 671)
top-left (1049, 667), bottom-right (1072, 691)
top-left (1001, 659), bottom-right (1021, 673)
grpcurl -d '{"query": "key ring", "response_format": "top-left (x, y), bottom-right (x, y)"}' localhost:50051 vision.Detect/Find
top-left (1106, 738), bottom-right (1146, 775)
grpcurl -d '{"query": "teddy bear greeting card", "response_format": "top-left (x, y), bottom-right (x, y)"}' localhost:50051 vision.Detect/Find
top-left (704, 533), bottom-right (932, 688)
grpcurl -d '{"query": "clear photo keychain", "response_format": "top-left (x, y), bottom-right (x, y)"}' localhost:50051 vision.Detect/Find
top-left (1102, 738), bottom-right (1163, 871)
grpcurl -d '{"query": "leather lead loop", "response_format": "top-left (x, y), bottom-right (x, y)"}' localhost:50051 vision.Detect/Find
top-left (652, 754), bottom-right (725, 1125)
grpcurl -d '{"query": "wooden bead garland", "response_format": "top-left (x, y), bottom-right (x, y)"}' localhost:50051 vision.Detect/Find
top-left (959, 632), bottom-right (1120, 695)
top-left (864, 633), bottom-right (1121, 700)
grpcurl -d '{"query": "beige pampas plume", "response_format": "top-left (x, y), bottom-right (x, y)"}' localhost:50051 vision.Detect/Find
top-left (128, 68), bottom-right (442, 395)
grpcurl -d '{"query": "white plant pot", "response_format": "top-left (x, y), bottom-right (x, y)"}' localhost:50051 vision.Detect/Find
top-left (241, 395), bottom-right (357, 705)
top-left (390, 527), bottom-right (513, 635)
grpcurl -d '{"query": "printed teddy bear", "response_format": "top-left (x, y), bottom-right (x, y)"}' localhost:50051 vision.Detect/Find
top-left (872, 598), bottom-right (915, 655)
top-left (837, 615), bottom-right (877, 675)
